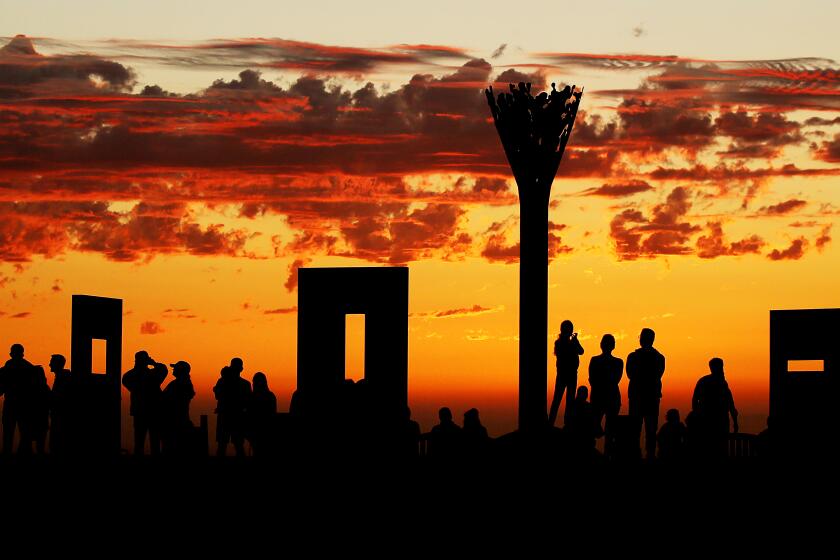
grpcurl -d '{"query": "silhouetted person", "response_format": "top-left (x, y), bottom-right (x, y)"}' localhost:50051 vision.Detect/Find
top-left (428, 407), bottom-right (462, 461)
top-left (397, 406), bottom-right (422, 461)
top-left (162, 360), bottom-right (195, 456)
top-left (462, 408), bottom-right (489, 459)
top-left (48, 354), bottom-right (73, 456)
top-left (122, 350), bottom-right (168, 456)
top-left (1, 344), bottom-right (34, 455)
top-left (22, 365), bottom-right (50, 455)
top-left (692, 357), bottom-right (738, 460)
top-left (657, 408), bottom-right (687, 462)
top-left (626, 328), bottom-right (665, 460)
top-left (248, 371), bottom-right (277, 458)
top-left (565, 386), bottom-right (601, 455)
top-left (548, 320), bottom-right (584, 427)
top-left (214, 357), bottom-right (252, 457)
top-left (589, 334), bottom-right (623, 457)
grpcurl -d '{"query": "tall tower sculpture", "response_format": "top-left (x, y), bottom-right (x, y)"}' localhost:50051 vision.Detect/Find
top-left (486, 82), bottom-right (583, 432)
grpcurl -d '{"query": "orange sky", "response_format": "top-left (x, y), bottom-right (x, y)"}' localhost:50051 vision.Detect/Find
top-left (1, 27), bottom-right (839, 439)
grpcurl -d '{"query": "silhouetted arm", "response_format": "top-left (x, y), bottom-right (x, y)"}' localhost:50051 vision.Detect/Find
top-left (573, 336), bottom-right (584, 356)
top-left (691, 380), bottom-right (701, 412)
top-left (614, 358), bottom-right (624, 385)
top-left (727, 386), bottom-right (738, 433)
top-left (625, 352), bottom-right (635, 381)
top-left (122, 369), bottom-right (138, 392)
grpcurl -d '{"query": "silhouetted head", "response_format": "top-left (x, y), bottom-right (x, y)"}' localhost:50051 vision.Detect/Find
top-left (560, 320), bottom-right (574, 337)
top-left (49, 354), bottom-right (66, 373)
top-left (639, 328), bottom-right (655, 348)
top-left (439, 407), bottom-right (453, 423)
top-left (170, 360), bottom-right (191, 378)
top-left (230, 357), bottom-right (243, 374)
top-left (134, 350), bottom-right (151, 366)
top-left (576, 385), bottom-right (589, 402)
top-left (253, 371), bottom-right (268, 392)
top-left (464, 408), bottom-right (481, 428)
top-left (709, 357), bottom-right (724, 377)
top-left (600, 334), bottom-right (616, 354)
top-left (403, 406), bottom-right (412, 421)
top-left (666, 408), bottom-right (680, 424)
top-left (9, 344), bottom-right (24, 359)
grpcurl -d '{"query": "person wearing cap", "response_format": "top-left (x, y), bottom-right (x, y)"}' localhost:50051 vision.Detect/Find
top-left (122, 350), bottom-right (168, 456)
top-left (162, 360), bottom-right (196, 456)
top-left (213, 357), bottom-right (251, 457)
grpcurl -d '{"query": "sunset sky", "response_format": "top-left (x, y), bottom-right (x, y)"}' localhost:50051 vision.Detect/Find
top-left (2, 0), bottom-right (839, 438)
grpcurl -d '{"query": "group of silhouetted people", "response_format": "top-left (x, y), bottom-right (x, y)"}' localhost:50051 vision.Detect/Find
top-left (0, 331), bottom-right (745, 463)
top-left (0, 343), bottom-right (281, 459)
top-left (549, 322), bottom-right (739, 461)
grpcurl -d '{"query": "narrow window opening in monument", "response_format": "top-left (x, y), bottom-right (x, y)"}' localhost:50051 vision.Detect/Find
top-left (787, 360), bottom-right (824, 373)
top-left (345, 314), bottom-right (365, 382)
top-left (91, 338), bottom-right (107, 375)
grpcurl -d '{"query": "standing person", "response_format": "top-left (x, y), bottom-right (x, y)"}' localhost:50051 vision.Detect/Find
top-left (588, 334), bottom-right (623, 457)
top-left (462, 408), bottom-right (490, 459)
top-left (213, 357), bottom-right (252, 457)
top-left (548, 320), bottom-right (584, 427)
top-left (162, 360), bottom-right (195, 456)
top-left (1, 344), bottom-right (34, 455)
top-left (23, 365), bottom-right (50, 455)
top-left (692, 358), bottom-right (738, 460)
top-left (48, 354), bottom-right (73, 456)
top-left (122, 350), bottom-right (168, 456)
top-left (626, 328), bottom-right (665, 461)
top-left (428, 407), bottom-right (462, 461)
top-left (248, 371), bottom-right (277, 458)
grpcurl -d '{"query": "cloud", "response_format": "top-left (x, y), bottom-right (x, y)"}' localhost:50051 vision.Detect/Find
top-left (411, 304), bottom-right (504, 319)
top-left (480, 218), bottom-right (520, 264)
top-left (10, 311), bottom-right (30, 319)
top-left (140, 320), bottom-right (164, 334)
top-left (816, 224), bottom-right (832, 251)
top-left (610, 187), bottom-right (700, 259)
top-left (816, 133), bottom-right (840, 162)
top-left (758, 199), bottom-right (807, 215)
top-left (284, 257), bottom-right (310, 292)
top-left (580, 180), bottom-right (653, 198)
top-left (491, 44), bottom-right (507, 59)
top-left (264, 306), bottom-right (297, 314)
top-left (696, 222), bottom-right (764, 258)
top-left (767, 238), bottom-right (808, 260)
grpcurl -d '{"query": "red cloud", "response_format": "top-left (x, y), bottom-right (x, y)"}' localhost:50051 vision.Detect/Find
top-left (767, 238), bottom-right (808, 261)
top-left (696, 222), bottom-right (764, 259)
top-left (580, 180), bottom-right (652, 198)
top-left (610, 187), bottom-right (700, 259)
top-left (140, 321), bottom-right (164, 334)
top-left (263, 306), bottom-right (297, 315)
top-left (759, 199), bottom-right (808, 215)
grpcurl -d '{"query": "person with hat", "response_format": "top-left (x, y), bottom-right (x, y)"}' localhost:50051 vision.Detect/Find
top-left (162, 360), bottom-right (196, 456)
top-left (122, 350), bottom-right (168, 456)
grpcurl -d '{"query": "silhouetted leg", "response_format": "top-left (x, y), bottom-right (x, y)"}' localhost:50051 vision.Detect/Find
top-left (562, 376), bottom-right (577, 425)
top-left (548, 373), bottom-right (563, 427)
top-left (133, 417), bottom-right (148, 456)
top-left (149, 427), bottom-right (161, 456)
top-left (3, 418), bottom-right (15, 455)
top-left (216, 415), bottom-right (229, 457)
top-left (233, 433), bottom-right (245, 457)
top-left (644, 403), bottom-right (659, 460)
top-left (628, 401), bottom-right (643, 457)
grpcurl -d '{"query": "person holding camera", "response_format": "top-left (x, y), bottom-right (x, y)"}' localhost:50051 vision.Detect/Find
top-left (122, 350), bottom-right (168, 456)
top-left (548, 319), bottom-right (585, 427)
